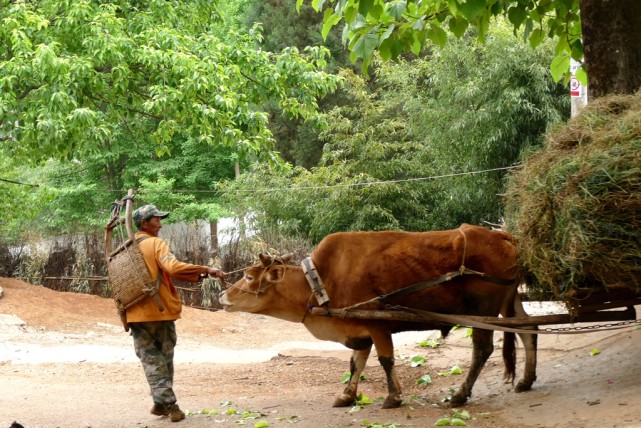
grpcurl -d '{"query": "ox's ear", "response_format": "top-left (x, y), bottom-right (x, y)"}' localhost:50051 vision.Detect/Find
top-left (281, 253), bottom-right (293, 263)
top-left (259, 253), bottom-right (272, 266)
top-left (266, 265), bottom-right (287, 282)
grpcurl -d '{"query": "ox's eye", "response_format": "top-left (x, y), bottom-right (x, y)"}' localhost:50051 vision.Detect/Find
top-left (245, 274), bottom-right (254, 282)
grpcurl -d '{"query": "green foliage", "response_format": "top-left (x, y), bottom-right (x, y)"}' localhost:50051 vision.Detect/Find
top-left (244, 0), bottom-right (350, 70)
top-left (211, 0), bottom-right (255, 38)
top-left (222, 67), bottom-right (439, 242)
top-left (361, 421), bottom-right (397, 428)
top-left (340, 371), bottom-right (366, 383)
top-left (418, 339), bottom-right (440, 348)
top-left (435, 409), bottom-right (471, 426)
top-left (239, 0), bottom-right (356, 169)
top-left (0, 1), bottom-right (342, 239)
top-left (417, 374), bottom-right (433, 385)
top-left (350, 392), bottom-right (375, 412)
top-left (0, 134), bottom-right (231, 240)
top-left (435, 417), bottom-right (467, 427)
top-left (136, 176), bottom-right (190, 214)
top-left (410, 355), bottom-right (427, 367)
top-left (298, 0), bottom-right (583, 81)
top-left (185, 403), bottom-right (268, 425)
top-left (0, 158), bottom-right (53, 241)
top-left (439, 365), bottom-right (463, 377)
top-left (389, 21), bottom-right (569, 229)
top-left (0, 0), bottom-right (341, 164)
top-left (223, 21), bottom-right (568, 242)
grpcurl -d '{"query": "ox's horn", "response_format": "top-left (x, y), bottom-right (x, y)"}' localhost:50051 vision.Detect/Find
top-left (258, 253), bottom-right (272, 266)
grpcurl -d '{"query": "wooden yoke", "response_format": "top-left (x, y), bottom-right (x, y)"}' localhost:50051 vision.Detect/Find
top-left (104, 188), bottom-right (135, 263)
top-left (124, 188), bottom-right (135, 241)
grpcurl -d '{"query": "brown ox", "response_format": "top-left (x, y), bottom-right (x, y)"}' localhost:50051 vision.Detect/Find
top-left (219, 224), bottom-right (537, 408)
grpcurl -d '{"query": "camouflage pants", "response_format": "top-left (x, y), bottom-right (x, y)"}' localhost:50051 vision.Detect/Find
top-left (130, 321), bottom-right (177, 406)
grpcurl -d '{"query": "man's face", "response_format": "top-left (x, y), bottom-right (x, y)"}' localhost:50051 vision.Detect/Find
top-left (140, 216), bottom-right (162, 237)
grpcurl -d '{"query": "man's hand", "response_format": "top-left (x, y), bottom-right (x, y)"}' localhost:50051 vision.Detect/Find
top-left (207, 267), bottom-right (226, 279)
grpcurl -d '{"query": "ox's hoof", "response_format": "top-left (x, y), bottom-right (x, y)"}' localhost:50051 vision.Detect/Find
top-left (381, 396), bottom-right (403, 409)
top-left (515, 380), bottom-right (533, 393)
top-left (333, 395), bottom-right (356, 407)
top-left (448, 394), bottom-right (468, 408)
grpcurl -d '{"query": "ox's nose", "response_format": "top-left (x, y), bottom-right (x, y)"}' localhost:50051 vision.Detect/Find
top-left (218, 291), bottom-right (230, 307)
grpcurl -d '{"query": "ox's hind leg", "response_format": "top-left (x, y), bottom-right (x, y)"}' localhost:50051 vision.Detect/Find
top-left (333, 346), bottom-right (372, 407)
top-left (514, 295), bottom-right (538, 393)
top-left (450, 328), bottom-right (494, 408)
top-left (515, 329), bottom-right (537, 392)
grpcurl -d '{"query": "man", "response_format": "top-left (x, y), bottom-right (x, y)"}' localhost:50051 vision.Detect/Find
top-left (127, 204), bottom-right (226, 422)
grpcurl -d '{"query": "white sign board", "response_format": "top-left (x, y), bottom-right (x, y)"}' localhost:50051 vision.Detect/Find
top-left (570, 59), bottom-right (585, 98)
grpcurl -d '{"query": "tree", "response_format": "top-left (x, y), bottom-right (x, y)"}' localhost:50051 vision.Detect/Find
top-left (225, 22), bottom-right (568, 242)
top-left (244, 0), bottom-right (351, 69)
top-left (27, 135), bottom-right (238, 236)
top-left (299, 0), bottom-right (641, 98)
top-left (579, 1), bottom-right (641, 97)
top-left (0, 0), bottom-right (342, 243)
top-left (238, 0), bottom-right (357, 168)
top-left (0, 0), bottom-right (341, 164)
top-left (0, 159), bottom-right (51, 242)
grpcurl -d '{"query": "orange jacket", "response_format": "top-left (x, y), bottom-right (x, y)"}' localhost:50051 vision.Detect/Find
top-left (125, 231), bottom-right (209, 323)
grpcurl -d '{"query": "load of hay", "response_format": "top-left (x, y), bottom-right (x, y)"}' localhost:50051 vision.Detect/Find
top-left (504, 94), bottom-right (641, 301)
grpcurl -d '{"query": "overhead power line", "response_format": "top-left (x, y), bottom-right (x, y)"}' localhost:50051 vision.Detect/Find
top-left (226, 165), bottom-right (522, 194)
top-left (0, 177), bottom-right (40, 187)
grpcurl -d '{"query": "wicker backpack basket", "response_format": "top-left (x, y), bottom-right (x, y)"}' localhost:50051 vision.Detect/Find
top-left (107, 237), bottom-right (160, 314)
top-left (105, 190), bottom-right (163, 329)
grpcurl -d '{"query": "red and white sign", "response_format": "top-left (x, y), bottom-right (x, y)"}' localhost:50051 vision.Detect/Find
top-left (570, 76), bottom-right (582, 97)
top-left (570, 59), bottom-right (585, 98)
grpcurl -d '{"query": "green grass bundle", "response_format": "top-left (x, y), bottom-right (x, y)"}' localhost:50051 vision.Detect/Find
top-left (504, 94), bottom-right (641, 300)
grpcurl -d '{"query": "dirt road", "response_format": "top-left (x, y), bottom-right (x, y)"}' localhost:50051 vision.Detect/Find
top-left (1, 278), bottom-right (640, 428)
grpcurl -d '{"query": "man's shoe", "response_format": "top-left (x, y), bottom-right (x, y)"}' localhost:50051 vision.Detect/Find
top-left (150, 403), bottom-right (170, 416)
top-left (168, 404), bottom-right (186, 422)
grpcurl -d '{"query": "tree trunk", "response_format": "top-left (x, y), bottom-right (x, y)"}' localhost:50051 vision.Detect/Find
top-left (580, 0), bottom-right (641, 98)
top-left (209, 220), bottom-right (219, 256)
top-left (234, 161), bottom-right (246, 240)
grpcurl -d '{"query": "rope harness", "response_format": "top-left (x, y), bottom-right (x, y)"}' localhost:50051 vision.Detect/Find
top-left (223, 259), bottom-right (287, 295)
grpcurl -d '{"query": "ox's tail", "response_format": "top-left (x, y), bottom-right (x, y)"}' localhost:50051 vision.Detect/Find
top-left (502, 288), bottom-right (517, 383)
top-left (502, 331), bottom-right (517, 384)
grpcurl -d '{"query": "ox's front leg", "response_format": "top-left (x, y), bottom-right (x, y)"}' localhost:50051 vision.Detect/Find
top-left (450, 328), bottom-right (494, 407)
top-left (334, 347), bottom-right (371, 407)
top-left (370, 328), bottom-right (403, 409)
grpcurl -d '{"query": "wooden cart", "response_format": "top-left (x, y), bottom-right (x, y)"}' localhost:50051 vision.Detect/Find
top-left (310, 286), bottom-right (641, 335)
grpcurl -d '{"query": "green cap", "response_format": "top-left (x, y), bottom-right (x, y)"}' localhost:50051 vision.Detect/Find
top-left (133, 204), bottom-right (169, 227)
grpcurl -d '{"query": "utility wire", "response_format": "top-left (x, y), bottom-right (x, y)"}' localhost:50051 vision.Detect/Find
top-left (226, 165), bottom-right (521, 194)
top-left (0, 177), bottom-right (40, 187)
